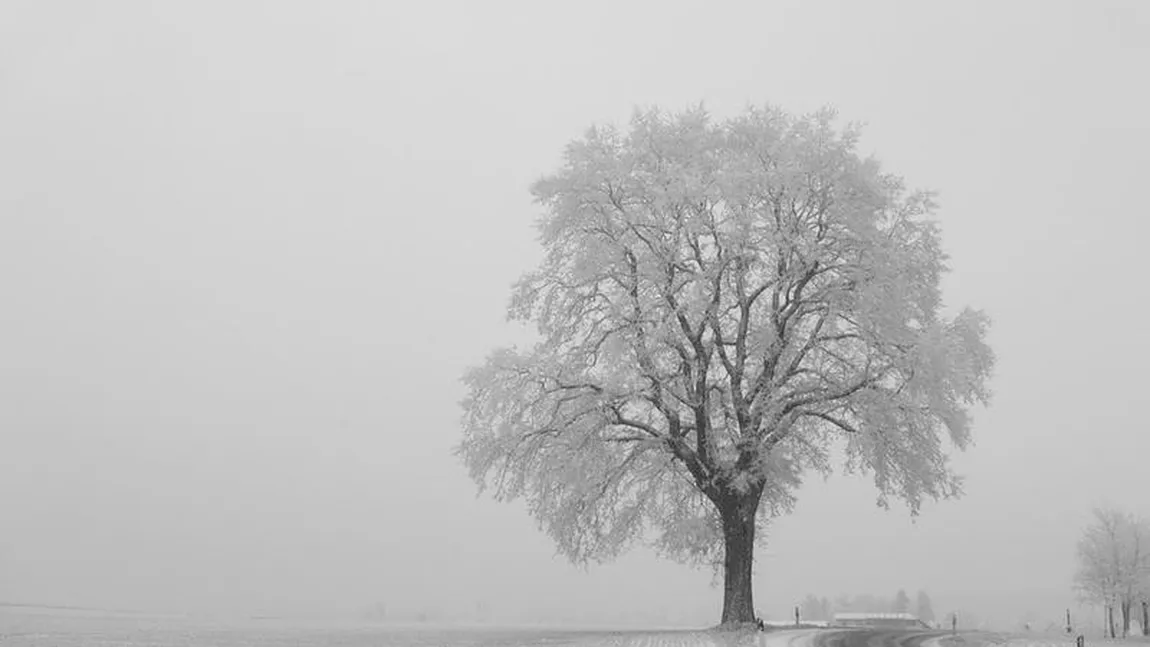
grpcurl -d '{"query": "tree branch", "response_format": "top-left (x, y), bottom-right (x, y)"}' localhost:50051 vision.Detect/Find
top-left (610, 409), bottom-right (666, 439)
top-left (803, 410), bottom-right (860, 434)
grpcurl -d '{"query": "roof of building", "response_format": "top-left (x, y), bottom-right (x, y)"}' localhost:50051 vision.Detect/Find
top-left (833, 612), bottom-right (919, 620)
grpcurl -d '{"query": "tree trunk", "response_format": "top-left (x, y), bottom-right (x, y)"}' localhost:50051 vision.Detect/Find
top-left (1122, 599), bottom-right (1131, 637)
top-left (718, 497), bottom-right (758, 626)
top-left (1107, 605), bottom-right (1116, 638)
top-left (1142, 600), bottom-right (1148, 636)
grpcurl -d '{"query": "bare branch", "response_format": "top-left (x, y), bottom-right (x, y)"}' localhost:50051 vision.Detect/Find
top-left (802, 410), bottom-right (860, 434)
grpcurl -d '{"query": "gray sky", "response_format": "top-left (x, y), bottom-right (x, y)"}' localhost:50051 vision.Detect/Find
top-left (1, 0), bottom-right (1148, 629)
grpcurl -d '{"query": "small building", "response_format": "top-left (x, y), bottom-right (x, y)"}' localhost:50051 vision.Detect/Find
top-left (833, 612), bottom-right (928, 629)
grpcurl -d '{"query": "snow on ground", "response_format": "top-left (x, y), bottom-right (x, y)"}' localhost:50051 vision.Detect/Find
top-left (0, 610), bottom-right (824, 647)
top-left (760, 629), bottom-right (822, 647)
top-left (565, 628), bottom-right (820, 647)
top-left (988, 639), bottom-right (1150, 647)
top-left (913, 634), bottom-right (1001, 647)
top-left (921, 634), bottom-right (1150, 647)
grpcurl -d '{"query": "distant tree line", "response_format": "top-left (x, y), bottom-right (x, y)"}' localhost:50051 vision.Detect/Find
top-left (1074, 507), bottom-right (1150, 638)
top-left (797, 589), bottom-right (936, 624)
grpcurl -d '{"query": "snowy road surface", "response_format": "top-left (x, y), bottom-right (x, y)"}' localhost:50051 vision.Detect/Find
top-left (569, 628), bottom-right (957, 646)
top-left (804, 628), bottom-right (958, 647)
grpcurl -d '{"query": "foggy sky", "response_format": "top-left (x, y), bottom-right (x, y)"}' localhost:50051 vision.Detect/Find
top-left (1, 0), bottom-right (1148, 630)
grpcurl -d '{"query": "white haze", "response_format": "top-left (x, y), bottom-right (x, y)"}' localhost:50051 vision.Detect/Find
top-left (1, 0), bottom-right (1147, 631)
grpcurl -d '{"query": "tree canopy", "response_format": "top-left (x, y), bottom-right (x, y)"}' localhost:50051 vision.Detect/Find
top-left (457, 103), bottom-right (994, 622)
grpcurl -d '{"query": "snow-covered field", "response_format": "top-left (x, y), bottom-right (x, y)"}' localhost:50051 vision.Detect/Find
top-left (986, 639), bottom-right (1149, 647)
top-left (0, 611), bottom-right (818, 647)
top-left (920, 633), bottom-right (1150, 647)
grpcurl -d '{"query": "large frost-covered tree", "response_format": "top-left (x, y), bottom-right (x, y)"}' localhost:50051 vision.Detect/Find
top-left (457, 104), bottom-right (995, 626)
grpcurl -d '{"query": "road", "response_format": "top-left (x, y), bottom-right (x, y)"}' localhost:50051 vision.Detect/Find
top-left (812, 629), bottom-right (945, 647)
top-left (612, 627), bottom-right (1003, 647)
top-left (808, 628), bottom-right (998, 647)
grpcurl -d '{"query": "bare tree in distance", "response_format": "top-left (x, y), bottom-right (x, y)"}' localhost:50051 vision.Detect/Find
top-left (892, 589), bottom-right (911, 613)
top-left (1075, 508), bottom-right (1122, 637)
top-left (916, 590), bottom-right (936, 625)
top-left (457, 103), bottom-right (995, 626)
top-left (1074, 507), bottom-right (1150, 637)
top-left (834, 594), bottom-right (854, 614)
top-left (1121, 514), bottom-right (1150, 636)
top-left (832, 593), bottom-right (890, 614)
top-left (800, 594), bottom-right (827, 622)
